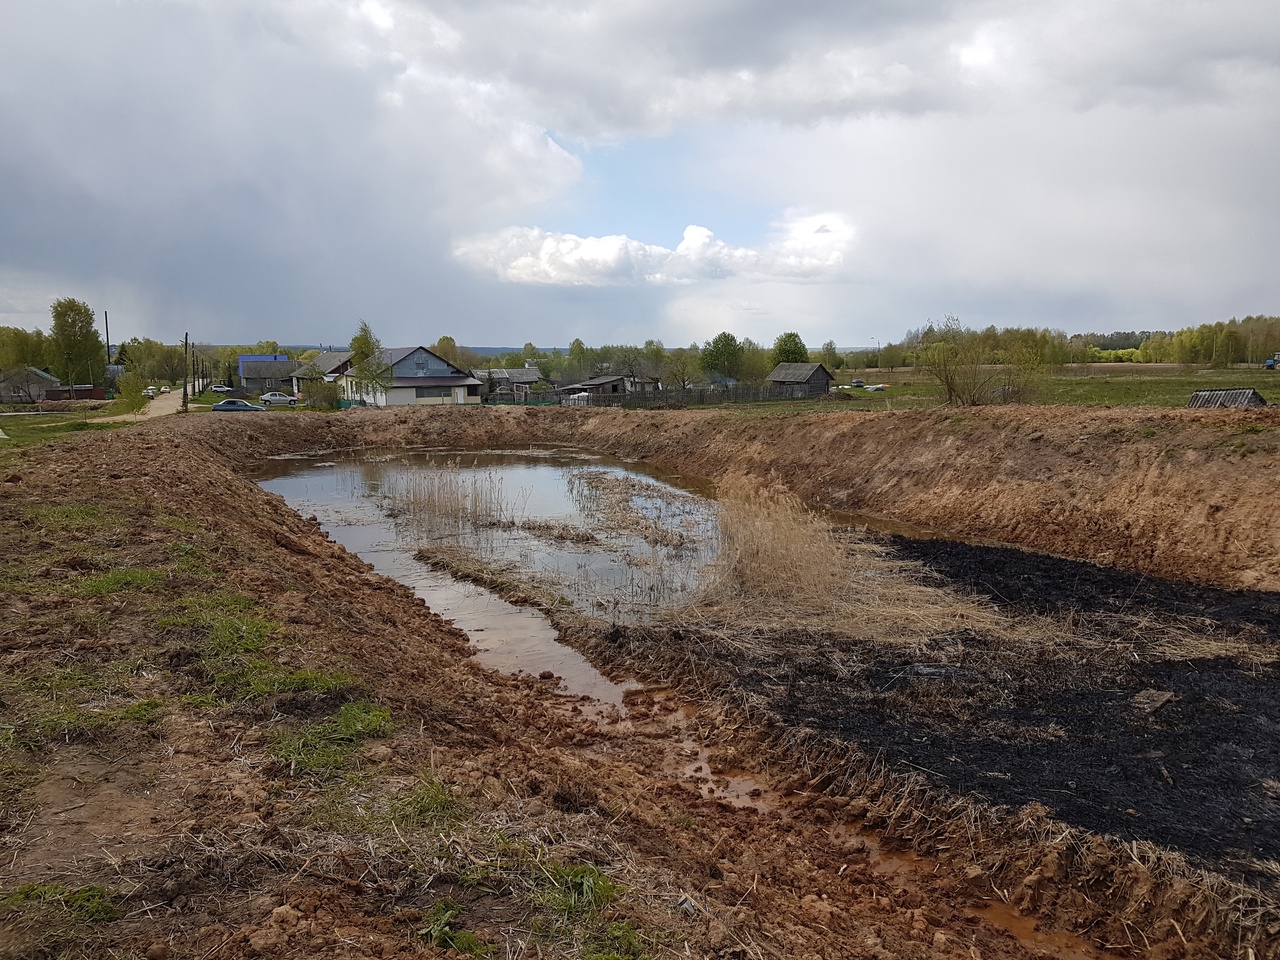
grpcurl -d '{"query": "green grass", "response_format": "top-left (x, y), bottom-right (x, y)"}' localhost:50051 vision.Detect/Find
top-left (36, 698), bottom-right (163, 741)
top-left (535, 864), bottom-right (621, 918)
top-left (272, 702), bottom-right (392, 773)
top-left (0, 411), bottom-right (128, 452)
top-left (22, 665), bottom-right (113, 698)
top-left (415, 899), bottom-right (493, 956)
top-left (584, 921), bottom-right (657, 960)
top-left (0, 884), bottom-right (121, 922)
top-left (212, 660), bottom-right (351, 701)
top-left (73, 567), bottom-right (167, 596)
top-left (157, 595), bottom-right (280, 656)
top-left (23, 504), bottom-right (121, 532)
top-left (712, 364), bottom-right (1280, 413)
top-left (389, 776), bottom-right (464, 828)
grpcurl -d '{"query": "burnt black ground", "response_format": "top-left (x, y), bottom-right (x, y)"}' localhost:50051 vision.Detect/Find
top-left (629, 537), bottom-right (1280, 892)
top-left (886, 534), bottom-right (1280, 640)
top-left (799, 535), bottom-right (1280, 888)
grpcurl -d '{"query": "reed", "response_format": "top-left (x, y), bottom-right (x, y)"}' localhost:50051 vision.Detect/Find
top-left (382, 459), bottom-right (527, 535)
top-left (675, 475), bottom-right (1009, 641)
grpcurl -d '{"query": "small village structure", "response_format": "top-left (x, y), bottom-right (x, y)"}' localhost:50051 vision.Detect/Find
top-left (765, 362), bottom-right (835, 397)
top-left (0, 366), bottom-right (63, 403)
top-left (1187, 388), bottom-right (1267, 409)
top-left (237, 354), bottom-right (299, 396)
top-left (290, 346), bottom-right (481, 406)
top-left (557, 374), bottom-right (660, 404)
top-left (472, 363), bottom-right (553, 401)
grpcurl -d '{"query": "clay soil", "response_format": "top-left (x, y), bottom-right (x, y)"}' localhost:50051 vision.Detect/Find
top-left (2, 404), bottom-right (1279, 960)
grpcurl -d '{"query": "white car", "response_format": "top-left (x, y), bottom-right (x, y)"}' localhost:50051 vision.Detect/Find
top-left (209, 384), bottom-right (233, 393)
top-left (258, 392), bottom-right (299, 407)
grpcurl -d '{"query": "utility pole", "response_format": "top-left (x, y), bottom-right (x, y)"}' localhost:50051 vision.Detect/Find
top-left (181, 333), bottom-right (189, 412)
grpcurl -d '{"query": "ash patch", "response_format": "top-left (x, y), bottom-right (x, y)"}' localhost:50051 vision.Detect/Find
top-left (808, 535), bottom-right (1280, 887)
top-left (885, 534), bottom-right (1280, 640)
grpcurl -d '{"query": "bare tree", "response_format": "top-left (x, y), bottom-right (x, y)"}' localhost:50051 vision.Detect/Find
top-left (917, 315), bottom-right (997, 406)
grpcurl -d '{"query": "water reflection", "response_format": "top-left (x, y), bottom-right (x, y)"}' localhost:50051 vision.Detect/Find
top-left (256, 447), bottom-right (720, 703)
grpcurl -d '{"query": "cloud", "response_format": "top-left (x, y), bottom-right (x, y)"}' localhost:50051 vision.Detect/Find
top-left (0, 0), bottom-right (1277, 349)
top-left (454, 213), bottom-right (854, 286)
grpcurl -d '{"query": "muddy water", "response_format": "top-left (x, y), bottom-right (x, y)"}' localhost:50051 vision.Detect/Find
top-left (256, 447), bottom-right (717, 705)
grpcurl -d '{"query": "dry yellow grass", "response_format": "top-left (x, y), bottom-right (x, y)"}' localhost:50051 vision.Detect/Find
top-left (671, 475), bottom-right (1010, 641)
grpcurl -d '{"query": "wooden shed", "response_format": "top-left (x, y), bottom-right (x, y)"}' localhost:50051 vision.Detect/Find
top-left (765, 362), bottom-right (834, 398)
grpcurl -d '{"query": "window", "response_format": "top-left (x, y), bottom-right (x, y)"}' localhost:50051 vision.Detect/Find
top-left (415, 386), bottom-right (451, 399)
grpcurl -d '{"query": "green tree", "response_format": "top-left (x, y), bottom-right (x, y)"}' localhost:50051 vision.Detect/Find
top-left (663, 345), bottom-right (699, 389)
top-left (114, 370), bottom-right (149, 416)
top-left (917, 316), bottom-right (996, 406)
top-left (739, 338), bottom-right (772, 383)
top-left (562, 338), bottom-right (593, 382)
top-left (820, 340), bottom-right (840, 371)
top-left (643, 339), bottom-right (667, 378)
top-left (770, 331), bottom-right (809, 367)
top-left (700, 331), bottom-right (744, 381)
top-left (432, 336), bottom-right (458, 364)
top-left (349, 320), bottom-right (392, 405)
top-left (48, 298), bottom-right (105, 385)
top-left (0, 325), bottom-right (49, 371)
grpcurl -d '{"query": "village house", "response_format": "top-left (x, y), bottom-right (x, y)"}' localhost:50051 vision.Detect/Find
top-left (238, 354), bottom-right (299, 396)
top-left (297, 347), bottom-right (481, 406)
top-left (0, 366), bottom-right (63, 403)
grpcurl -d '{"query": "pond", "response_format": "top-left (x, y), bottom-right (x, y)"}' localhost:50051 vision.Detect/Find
top-left (257, 447), bottom-right (721, 706)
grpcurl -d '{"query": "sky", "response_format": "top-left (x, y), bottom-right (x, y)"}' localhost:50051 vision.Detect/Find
top-left (1, 0), bottom-right (1278, 352)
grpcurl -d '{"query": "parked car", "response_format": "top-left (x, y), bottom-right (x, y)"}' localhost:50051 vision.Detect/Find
top-left (258, 392), bottom-right (298, 407)
top-left (209, 384), bottom-right (233, 393)
top-left (211, 398), bottom-right (266, 412)
top-left (864, 383), bottom-right (887, 392)
top-left (851, 378), bottom-right (865, 387)
top-left (159, 385), bottom-right (171, 393)
top-left (143, 386), bottom-right (157, 397)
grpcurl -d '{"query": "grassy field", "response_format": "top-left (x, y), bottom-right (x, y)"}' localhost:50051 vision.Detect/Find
top-left (806, 363), bottom-right (1280, 412)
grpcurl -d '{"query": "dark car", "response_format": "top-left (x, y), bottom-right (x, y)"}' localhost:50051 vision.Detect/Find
top-left (211, 398), bottom-right (266, 412)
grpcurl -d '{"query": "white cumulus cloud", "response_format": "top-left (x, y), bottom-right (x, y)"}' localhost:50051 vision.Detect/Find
top-left (455, 213), bottom-right (854, 286)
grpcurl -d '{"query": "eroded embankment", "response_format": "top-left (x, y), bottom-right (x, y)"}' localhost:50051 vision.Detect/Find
top-left (156, 402), bottom-right (1280, 592)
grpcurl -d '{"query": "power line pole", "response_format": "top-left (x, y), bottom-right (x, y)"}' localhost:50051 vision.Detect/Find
top-left (182, 332), bottom-right (189, 412)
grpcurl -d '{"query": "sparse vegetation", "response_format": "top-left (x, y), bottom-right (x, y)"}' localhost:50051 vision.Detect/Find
top-left (389, 775), bottom-right (464, 828)
top-left (272, 701), bottom-right (392, 773)
top-left (415, 898), bottom-right (493, 955)
top-left (535, 863), bottom-right (620, 918)
top-left (1, 883), bottom-right (121, 923)
top-left (35, 697), bottom-right (163, 741)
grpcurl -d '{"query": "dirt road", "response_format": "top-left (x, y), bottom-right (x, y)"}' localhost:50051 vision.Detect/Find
top-left (2, 406), bottom-right (1276, 960)
top-left (93, 385), bottom-right (190, 423)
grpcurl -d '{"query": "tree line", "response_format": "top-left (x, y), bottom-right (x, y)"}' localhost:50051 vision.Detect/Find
top-left (5, 297), bottom-right (1278, 398)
